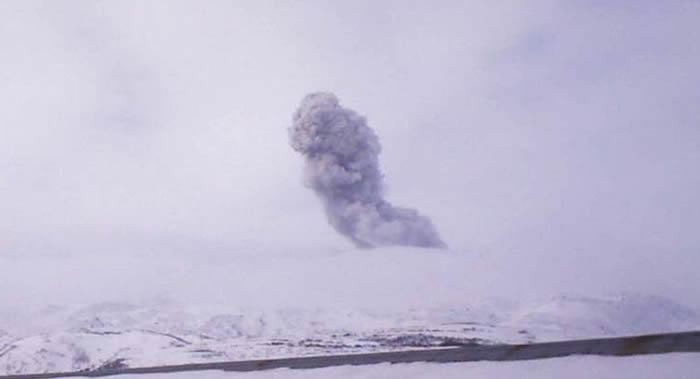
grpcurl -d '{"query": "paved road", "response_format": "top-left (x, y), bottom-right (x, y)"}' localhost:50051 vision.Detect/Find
top-left (3, 330), bottom-right (699, 379)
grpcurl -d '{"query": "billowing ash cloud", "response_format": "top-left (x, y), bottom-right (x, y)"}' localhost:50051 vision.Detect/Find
top-left (289, 92), bottom-right (446, 249)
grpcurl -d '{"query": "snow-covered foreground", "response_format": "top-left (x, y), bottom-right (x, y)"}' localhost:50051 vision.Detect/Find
top-left (112, 354), bottom-right (700, 379)
top-left (1, 293), bottom-right (698, 375)
top-left (2, 247), bottom-right (699, 375)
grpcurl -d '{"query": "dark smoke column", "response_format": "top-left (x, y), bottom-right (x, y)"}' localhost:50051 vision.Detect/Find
top-left (289, 92), bottom-right (447, 249)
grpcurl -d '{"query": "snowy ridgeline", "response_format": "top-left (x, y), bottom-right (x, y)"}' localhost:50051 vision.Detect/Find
top-left (0, 294), bottom-right (698, 375)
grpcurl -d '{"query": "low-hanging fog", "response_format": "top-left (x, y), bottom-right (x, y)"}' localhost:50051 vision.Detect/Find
top-left (1, 1), bottom-right (699, 313)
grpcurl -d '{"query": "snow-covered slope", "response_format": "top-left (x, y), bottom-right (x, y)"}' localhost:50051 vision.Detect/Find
top-left (1, 294), bottom-right (698, 376)
top-left (506, 293), bottom-right (700, 340)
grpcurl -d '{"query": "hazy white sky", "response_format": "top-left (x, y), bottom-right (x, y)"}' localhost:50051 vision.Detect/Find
top-left (1, 1), bottom-right (699, 310)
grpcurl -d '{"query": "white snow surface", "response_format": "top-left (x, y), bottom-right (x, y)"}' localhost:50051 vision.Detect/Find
top-left (110, 354), bottom-right (700, 379)
top-left (2, 248), bottom-right (699, 375)
top-left (1, 293), bottom-right (698, 375)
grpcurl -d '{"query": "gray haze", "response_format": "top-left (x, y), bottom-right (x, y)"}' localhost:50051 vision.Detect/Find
top-left (290, 92), bottom-right (446, 248)
top-left (0, 1), bottom-right (699, 312)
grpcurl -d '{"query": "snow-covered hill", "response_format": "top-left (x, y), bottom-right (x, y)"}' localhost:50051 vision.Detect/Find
top-left (1, 293), bottom-right (697, 376)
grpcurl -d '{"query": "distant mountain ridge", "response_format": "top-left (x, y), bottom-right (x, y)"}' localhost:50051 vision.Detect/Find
top-left (1, 293), bottom-right (698, 375)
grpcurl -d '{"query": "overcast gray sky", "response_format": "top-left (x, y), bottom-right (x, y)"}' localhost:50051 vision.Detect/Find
top-left (1, 1), bottom-right (699, 311)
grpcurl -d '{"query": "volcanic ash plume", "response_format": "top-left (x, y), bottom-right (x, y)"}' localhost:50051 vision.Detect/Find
top-left (289, 92), bottom-right (446, 249)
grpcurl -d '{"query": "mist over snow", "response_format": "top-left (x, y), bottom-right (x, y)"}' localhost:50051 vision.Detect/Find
top-left (1, 0), bottom-right (700, 359)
